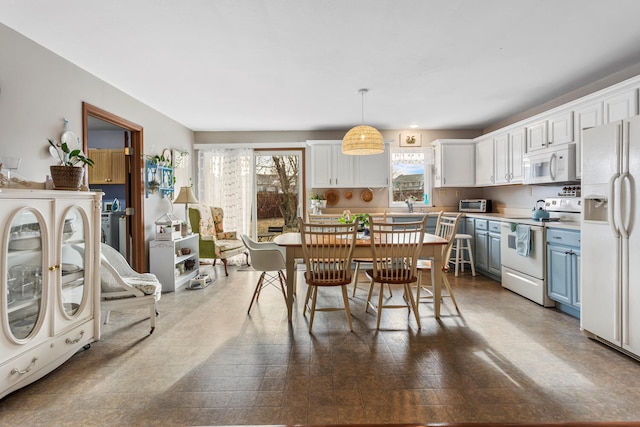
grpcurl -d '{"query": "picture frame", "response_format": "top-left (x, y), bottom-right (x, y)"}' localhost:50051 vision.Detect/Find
top-left (399, 132), bottom-right (422, 147)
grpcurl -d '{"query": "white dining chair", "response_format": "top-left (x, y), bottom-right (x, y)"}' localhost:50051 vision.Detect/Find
top-left (240, 234), bottom-right (288, 314)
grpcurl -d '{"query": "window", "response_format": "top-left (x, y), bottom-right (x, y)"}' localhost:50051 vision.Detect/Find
top-left (389, 147), bottom-right (433, 208)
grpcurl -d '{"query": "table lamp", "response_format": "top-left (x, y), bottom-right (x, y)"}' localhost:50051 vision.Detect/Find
top-left (173, 186), bottom-right (199, 234)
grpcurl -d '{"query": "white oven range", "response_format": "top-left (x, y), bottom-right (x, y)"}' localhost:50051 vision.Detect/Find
top-left (501, 222), bottom-right (554, 307)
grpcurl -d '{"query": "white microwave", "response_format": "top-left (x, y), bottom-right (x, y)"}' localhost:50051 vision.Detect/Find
top-left (523, 144), bottom-right (577, 185)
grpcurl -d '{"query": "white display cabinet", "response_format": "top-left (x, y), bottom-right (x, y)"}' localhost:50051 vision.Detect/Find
top-left (1, 189), bottom-right (101, 399)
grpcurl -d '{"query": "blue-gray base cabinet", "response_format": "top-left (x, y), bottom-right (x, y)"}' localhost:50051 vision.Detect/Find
top-left (546, 228), bottom-right (581, 318)
top-left (472, 219), bottom-right (501, 281)
top-left (391, 214), bottom-right (439, 234)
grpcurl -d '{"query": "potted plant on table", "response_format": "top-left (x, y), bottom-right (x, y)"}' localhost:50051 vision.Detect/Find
top-left (340, 212), bottom-right (370, 235)
top-left (48, 139), bottom-right (94, 190)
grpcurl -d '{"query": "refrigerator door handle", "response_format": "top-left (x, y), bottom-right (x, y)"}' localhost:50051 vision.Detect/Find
top-left (619, 172), bottom-right (633, 239)
top-left (609, 173), bottom-right (621, 237)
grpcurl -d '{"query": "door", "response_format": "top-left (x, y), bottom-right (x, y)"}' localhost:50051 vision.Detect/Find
top-left (253, 150), bottom-right (303, 241)
top-left (475, 138), bottom-right (494, 186)
top-left (509, 128), bottom-right (526, 183)
top-left (83, 103), bottom-right (145, 272)
top-left (475, 230), bottom-right (488, 271)
top-left (581, 121), bottom-right (621, 346)
top-left (494, 133), bottom-right (509, 185)
top-left (488, 231), bottom-right (502, 277)
top-left (547, 244), bottom-right (572, 305)
top-left (624, 115), bottom-right (640, 355)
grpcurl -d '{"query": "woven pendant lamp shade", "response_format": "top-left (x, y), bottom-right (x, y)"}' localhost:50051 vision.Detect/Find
top-left (342, 89), bottom-right (385, 155)
top-left (342, 125), bottom-right (385, 155)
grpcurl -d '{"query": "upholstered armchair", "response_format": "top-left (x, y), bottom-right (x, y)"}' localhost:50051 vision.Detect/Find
top-left (188, 204), bottom-right (249, 276)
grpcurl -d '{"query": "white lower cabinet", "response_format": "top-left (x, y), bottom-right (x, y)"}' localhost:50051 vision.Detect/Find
top-left (1, 190), bottom-right (101, 399)
top-left (149, 234), bottom-right (200, 292)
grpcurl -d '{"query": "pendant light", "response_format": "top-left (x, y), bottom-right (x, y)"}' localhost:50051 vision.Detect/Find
top-left (342, 88), bottom-right (385, 155)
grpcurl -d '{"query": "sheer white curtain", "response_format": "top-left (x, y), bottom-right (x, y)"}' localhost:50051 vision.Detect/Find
top-left (198, 148), bottom-right (253, 265)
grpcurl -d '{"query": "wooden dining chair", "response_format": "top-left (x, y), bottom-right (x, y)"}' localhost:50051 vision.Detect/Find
top-left (415, 213), bottom-right (463, 313)
top-left (351, 211), bottom-right (391, 297)
top-left (365, 217), bottom-right (426, 329)
top-left (299, 217), bottom-right (358, 332)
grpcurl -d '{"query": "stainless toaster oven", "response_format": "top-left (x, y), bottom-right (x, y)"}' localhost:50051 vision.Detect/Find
top-left (459, 199), bottom-right (491, 213)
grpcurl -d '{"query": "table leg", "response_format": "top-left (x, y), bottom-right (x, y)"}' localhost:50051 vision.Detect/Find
top-left (285, 249), bottom-right (295, 322)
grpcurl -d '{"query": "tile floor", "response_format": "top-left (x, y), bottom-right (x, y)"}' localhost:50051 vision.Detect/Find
top-left (1, 264), bottom-right (640, 426)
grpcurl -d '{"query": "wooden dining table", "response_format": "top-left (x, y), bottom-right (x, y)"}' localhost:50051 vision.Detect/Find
top-left (273, 232), bottom-right (449, 322)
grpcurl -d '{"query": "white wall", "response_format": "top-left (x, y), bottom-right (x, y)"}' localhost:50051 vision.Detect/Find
top-left (0, 23), bottom-right (195, 260)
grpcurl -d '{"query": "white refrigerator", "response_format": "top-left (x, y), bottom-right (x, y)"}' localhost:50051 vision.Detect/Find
top-left (581, 115), bottom-right (640, 358)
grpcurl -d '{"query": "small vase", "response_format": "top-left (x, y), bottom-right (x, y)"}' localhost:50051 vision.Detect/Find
top-left (49, 166), bottom-right (84, 190)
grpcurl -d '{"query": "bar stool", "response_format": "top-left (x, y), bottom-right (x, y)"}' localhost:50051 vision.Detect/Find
top-left (450, 234), bottom-right (476, 277)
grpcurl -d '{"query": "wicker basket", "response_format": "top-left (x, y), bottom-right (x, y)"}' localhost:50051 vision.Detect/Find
top-left (50, 166), bottom-right (84, 190)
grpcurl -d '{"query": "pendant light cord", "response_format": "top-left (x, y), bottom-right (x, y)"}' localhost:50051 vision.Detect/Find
top-left (359, 88), bottom-right (368, 125)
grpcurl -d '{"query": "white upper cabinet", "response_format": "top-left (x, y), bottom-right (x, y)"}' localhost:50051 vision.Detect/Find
top-left (493, 129), bottom-right (525, 185)
top-left (475, 75), bottom-right (640, 186)
top-left (475, 137), bottom-right (494, 186)
top-left (308, 141), bottom-right (389, 188)
top-left (308, 143), bottom-right (353, 188)
top-left (574, 101), bottom-right (603, 179)
top-left (604, 89), bottom-right (638, 123)
top-left (353, 149), bottom-right (389, 187)
top-left (432, 139), bottom-right (475, 187)
top-left (509, 128), bottom-right (526, 183)
top-left (526, 110), bottom-right (574, 152)
top-left (493, 133), bottom-right (510, 185)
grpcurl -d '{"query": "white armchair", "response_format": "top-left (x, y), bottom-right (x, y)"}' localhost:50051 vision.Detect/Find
top-left (100, 243), bottom-right (162, 334)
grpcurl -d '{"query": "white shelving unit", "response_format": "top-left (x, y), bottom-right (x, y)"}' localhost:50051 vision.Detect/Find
top-left (149, 233), bottom-right (200, 292)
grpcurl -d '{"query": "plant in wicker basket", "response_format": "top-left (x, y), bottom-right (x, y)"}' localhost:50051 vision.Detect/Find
top-left (48, 139), bottom-right (94, 190)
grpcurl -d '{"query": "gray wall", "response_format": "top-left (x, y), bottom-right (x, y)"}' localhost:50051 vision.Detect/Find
top-left (0, 23), bottom-right (195, 254)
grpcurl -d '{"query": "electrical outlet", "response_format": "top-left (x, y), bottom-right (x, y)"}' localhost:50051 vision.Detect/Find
top-left (455, 190), bottom-right (461, 197)
top-left (439, 189), bottom-right (446, 197)
top-left (528, 187), bottom-right (532, 196)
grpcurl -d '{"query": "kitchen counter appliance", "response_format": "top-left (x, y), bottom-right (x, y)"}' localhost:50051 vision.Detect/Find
top-left (501, 221), bottom-right (552, 307)
top-left (523, 144), bottom-right (577, 185)
top-left (581, 117), bottom-right (640, 359)
top-left (459, 199), bottom-right (491, 213)
top-left (501, 193), bottom-right (581, 307)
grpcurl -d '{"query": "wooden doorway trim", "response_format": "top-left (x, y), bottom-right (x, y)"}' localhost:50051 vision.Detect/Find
top-left (82, 102), bottom-right (146, 272)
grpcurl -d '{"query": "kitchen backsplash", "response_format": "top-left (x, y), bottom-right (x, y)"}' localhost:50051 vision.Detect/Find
top-left (311, 184), bottom-right (569, 214)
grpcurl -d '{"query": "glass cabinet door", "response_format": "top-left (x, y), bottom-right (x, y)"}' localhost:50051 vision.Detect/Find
top-left (60, 207), bottom-right (87, 317)
top-left (6, 209), bottom-right (45, 340)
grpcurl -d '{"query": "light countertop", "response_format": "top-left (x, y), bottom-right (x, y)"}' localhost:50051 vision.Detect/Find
top-left (317, 210), bottom-right (581, 231)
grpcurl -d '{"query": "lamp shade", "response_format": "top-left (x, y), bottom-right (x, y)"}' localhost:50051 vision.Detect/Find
top-left (342, 125), bottom-right (385, 155)
top-left (173, 186), bottom-right (198, 204)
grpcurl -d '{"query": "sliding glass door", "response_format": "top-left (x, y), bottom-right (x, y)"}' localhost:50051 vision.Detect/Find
top-left (252, 150), bottom-right (303, 241)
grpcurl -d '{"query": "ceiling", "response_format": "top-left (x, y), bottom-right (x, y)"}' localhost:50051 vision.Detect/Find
top-left (3, 0), bottom-right (640, 132)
